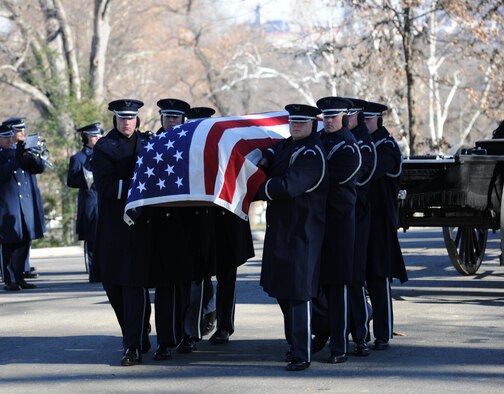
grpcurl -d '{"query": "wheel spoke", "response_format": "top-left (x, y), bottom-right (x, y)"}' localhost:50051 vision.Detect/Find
top-left (473, 229), bottom-right (482, 257)
top-left (468, 229), bottom-right (476, 265)
top-left (454, 227), bottom-right (462, 245)
top-left (465, 228), bottom-right (473, 265)
top-left (458, 228), bottom-right (466, 261)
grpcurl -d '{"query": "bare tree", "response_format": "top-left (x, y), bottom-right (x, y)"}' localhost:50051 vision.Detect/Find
top-left (0, 0), bottom-right (113, 244)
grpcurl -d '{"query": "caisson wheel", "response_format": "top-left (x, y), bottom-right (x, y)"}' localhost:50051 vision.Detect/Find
top-left (442, 226), bottom-right (487, 275)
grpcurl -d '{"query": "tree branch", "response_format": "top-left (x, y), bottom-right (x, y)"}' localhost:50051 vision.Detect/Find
top-left (52, 0), bottom-right (81, 100)
top-left (0, 71), bottom-right (54, 112)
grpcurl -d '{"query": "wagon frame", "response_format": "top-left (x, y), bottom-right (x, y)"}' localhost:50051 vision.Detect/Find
top-left (398, 143), bottom-right (504, 275)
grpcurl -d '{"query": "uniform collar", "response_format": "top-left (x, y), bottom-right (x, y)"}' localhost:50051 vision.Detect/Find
top-left (321, 126), bottom-right (350, 137)
top-left (371, 126), bottom-right (390, 142)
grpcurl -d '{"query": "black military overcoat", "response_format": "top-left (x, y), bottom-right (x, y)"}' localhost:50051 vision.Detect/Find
top-left (256, 131), bottom-right (328, 301)
top-left (319, 127), bottom-right (360, 286)
top-left (67, 146), bottom-right (98, 241)
top-left (0, 147), bottom-right (46, 243)
top-left (351, 122), bottom-right (377, 285)
top-left (90, 129), bottom-right (154, 286)
top-left (213, 207), bottom-right (255, 270)
top-left (366, 126), bottom-right (408, 283)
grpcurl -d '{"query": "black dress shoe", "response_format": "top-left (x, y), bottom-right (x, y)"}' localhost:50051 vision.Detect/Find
top-left (374, 339), bottom-right (389, 350)
top-left (327, 352), bottom-right (348, 364)
top-left (285, 350), bottom-right (293, 363)
top-left (354, 341), bottom-right (370, 357)
top-left (208, 329), bottom-right (230, 344)
top-left (22, 271), bottom-right (38, 279)
top-left (153, 344), bottom-right (171, 361)
top-left (121, 347), bottom-right (142, 366)
top-left (311, 335), bottom-right (328, 354)
top-left (201, 311), bottom-right (216, 336)
top-left (19, 282), bottom-right (37, 289)
top-left (286, 358), bottom-right (310, 371)
top-left (177, 336), bottom-right (197, 353)
top-left (4, 283), bottom-right (21, 291)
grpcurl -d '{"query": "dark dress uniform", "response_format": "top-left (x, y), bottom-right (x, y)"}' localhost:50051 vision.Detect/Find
top-left (151, 120), bottom-right (193, 355)
top-left (152, 204), bottom-right (215, 352)
top-left (180, 207), bottom-right (216, 342)
top-left (149, 99), bottom-right (218, 358)
top-left (367, 124), bottom-right (408, 347)
top-left (67, 145), bottom-right (98, 277)
top-left (0, 130), bottom-right (46, 290)
top-left (256, 105), bottom-right (328, 369)
top-left (91, 101), bottom-right (154, 365)
top-left (349, 118), bottom-right (376, 350)
top-left (319, 125), bottom-right (360, 359)
top-left (209, 207), bottom-right (255, 342)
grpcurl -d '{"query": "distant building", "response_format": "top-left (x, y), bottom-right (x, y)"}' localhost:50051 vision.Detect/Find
top-left (252, 4), bottom-right (290, 33)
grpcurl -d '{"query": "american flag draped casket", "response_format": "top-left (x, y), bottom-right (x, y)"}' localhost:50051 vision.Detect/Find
top-left (124, 111), bottom-right (300, 224)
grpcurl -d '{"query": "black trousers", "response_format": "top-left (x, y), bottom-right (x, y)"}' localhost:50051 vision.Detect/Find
top-left (277, 298), bottom-right (311, 362)
top-left (215, 265), bottom-right (237, 334)
top-left (103, 283), bottom-right (151, 350)
top-left (23, 240), bottom-right (32, 273)
top-left (326, 285), bottom-right (349, 355)
top-left (182, 280), bottom-right (205, 340)
top-left (154, 283), bottom-right (187, 347)
top-left (2, 239), bottom-right (30, 285)
top-left (348, 284), bottom-right (370, 343)
top-left (202, 276), bottom-right (215, 315)
top-left (311, 287), bottom-right (330, 338)
top-left (83, 239), bottom-right (94, 278)
top-left (366, 276), bottom-right (393, 341)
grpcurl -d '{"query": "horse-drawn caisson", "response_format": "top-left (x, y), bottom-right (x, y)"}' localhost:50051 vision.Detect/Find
top-left (398, 122), bottom-right (504, 275)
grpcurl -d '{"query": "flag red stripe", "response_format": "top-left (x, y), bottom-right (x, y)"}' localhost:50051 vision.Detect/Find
top-left (218, 138), bottom-right (282, 204)
top-left (241, 169), bottom-right (267, 216)
top-left (204, 115), bottom-right (289, 195)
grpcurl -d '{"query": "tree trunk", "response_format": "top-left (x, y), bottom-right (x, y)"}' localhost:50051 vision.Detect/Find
top-left (38, 0), bottom-right (71, 96)
top-left (89, 0), bottom-right (111, 103)
top-left (402, 5), bottom-right (418, 154)
top-left (52, 0), bottom-right (82, 100)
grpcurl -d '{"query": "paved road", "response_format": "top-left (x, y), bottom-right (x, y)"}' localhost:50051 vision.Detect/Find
top-left (1, 228), bottom-right (503, 393)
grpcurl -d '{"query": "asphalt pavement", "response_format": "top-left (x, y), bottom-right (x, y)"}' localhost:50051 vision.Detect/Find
top-left (1, 228), bottom-right (503, 393)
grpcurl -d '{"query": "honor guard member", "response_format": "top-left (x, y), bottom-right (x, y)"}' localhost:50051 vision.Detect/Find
top-left (2, 117), bottom-right (44, 279)
top-left (256, 104), bottom-right (328, 371)
top-left (91, 99), bottom-right (154, 366)
top-left (66, 122), bottom-right (102, 280)
top-left (180, 105), bottom-right (219, 344)
top-left (185, 106), bottom-right (255, 345)
top-left (186, 106), bottom-right (215, 121)
top-left (492, 120), bottom-right (504, 139)
top-left (150, 97), bottom-right (192, 361)
top-left (316, 97), bottom-right (361, 364)
top-left (186, 106), bottom-right (218, 338)
top-left (345, 98), bottom-right (376, 356)
top-left (174, 104), bottom-right (218, 353)
top-left (151, 98), bottom-right (216, 359)
top-left (364, 101), bottom-right (408, 351)
top-left (0, 119), bottom-right (46, 291)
